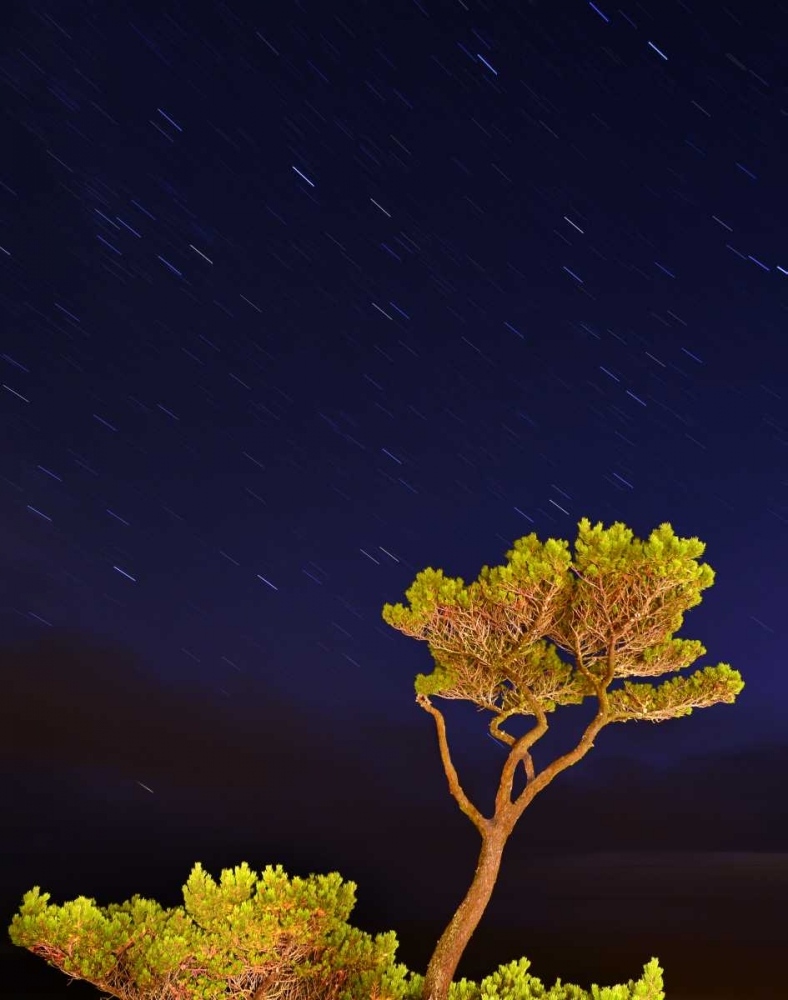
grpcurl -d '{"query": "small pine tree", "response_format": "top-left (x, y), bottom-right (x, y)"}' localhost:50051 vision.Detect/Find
top-left (9, 863), bottom-right (664, 1000)
top-left (8, 861), bottom-right (411, 1000)
top-left (8, 861), bottom-right (664, 999)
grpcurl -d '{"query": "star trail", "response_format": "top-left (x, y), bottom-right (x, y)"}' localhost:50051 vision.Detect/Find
top-left (1, 2), bottom-right (787, 998)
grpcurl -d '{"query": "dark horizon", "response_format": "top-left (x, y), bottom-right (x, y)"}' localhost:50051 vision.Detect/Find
top-left (2, 628), bottom-right (787, 998)
top-left (2, 0), bottom-right (787, 998)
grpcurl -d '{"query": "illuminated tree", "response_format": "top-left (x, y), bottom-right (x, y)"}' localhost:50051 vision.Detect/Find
top-left (7, 860), bottom-right (666, 999)
top-left (382, 518), bottom-right (744, 1000)
top-left (7, 862), bottom-right (411, 1000)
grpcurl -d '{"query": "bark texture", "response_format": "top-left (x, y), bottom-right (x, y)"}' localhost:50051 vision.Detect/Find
top-left (421, 828), bottom-right (508, 1000)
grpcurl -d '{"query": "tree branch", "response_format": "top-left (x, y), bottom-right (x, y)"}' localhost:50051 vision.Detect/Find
top-left (507, 708), bottom-right (610, 823)
top-left (568, 628), bottom-right (603, 690)
top-left (607, 663), bottom-right (744, 723)
top-left (417, 693), bottom-right (489, 834)
top-left (489, 711), bottom-right (517, 746)
top-left (503, 640), bottom-right (617, 823)
top-left (493, 696), bottom-right (549, 818)
top-left (598, 636), bottom-right (616, 709)
top-left (489, 709), bottom-right (537, 785)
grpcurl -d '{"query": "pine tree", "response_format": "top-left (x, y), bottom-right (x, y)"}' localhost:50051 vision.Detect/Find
top-left (382, 519), bottom-right (744, 1000)
top-left (7, 860), bottom-right (665, 999)
top-left (8, 862), bottom-right (410, 1000)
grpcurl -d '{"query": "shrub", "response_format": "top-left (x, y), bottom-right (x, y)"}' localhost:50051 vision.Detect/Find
top-left (8, 862), bottom-right (663, 1000)
top-left (402, 955), bottom-right (663, 1000)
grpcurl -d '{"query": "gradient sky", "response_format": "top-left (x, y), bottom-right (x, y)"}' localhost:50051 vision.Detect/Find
top-left (1, 2), bottom-right (787, 999)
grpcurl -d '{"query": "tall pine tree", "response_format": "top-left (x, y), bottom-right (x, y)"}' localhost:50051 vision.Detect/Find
top-left (382, 519), bottom-right (744, 1000)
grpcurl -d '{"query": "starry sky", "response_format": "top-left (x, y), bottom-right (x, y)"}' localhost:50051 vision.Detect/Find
top-left (1, 1), bottom-right (787, 998)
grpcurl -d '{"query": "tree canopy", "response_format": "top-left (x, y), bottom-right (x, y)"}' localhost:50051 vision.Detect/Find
top-left (383, 518), bottom-right (743, 728)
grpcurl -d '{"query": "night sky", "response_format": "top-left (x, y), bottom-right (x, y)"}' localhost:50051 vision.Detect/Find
top-left (1, 1), bottom-right (787, 999)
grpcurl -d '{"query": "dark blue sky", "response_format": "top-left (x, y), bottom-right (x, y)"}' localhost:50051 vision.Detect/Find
top-left (1, 2), bottom-right (787, 998)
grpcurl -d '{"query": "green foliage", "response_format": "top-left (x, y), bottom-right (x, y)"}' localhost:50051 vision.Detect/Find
top-left (9, 862), bottom-right (666, 1000)
top-left (415, 659), bottom-right (456, 699)
top-left (608, 664), bottom-right (745, 722)
top-left (383, 518), bottom-right (744, 726)
top-left (400, 956), bottom-right (663, 1000)
top-left (8, 862), bottom-right (411, 1000)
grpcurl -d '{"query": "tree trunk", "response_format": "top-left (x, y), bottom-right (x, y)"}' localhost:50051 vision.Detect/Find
top-left (421, 826), bottom-right (509, 1000)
